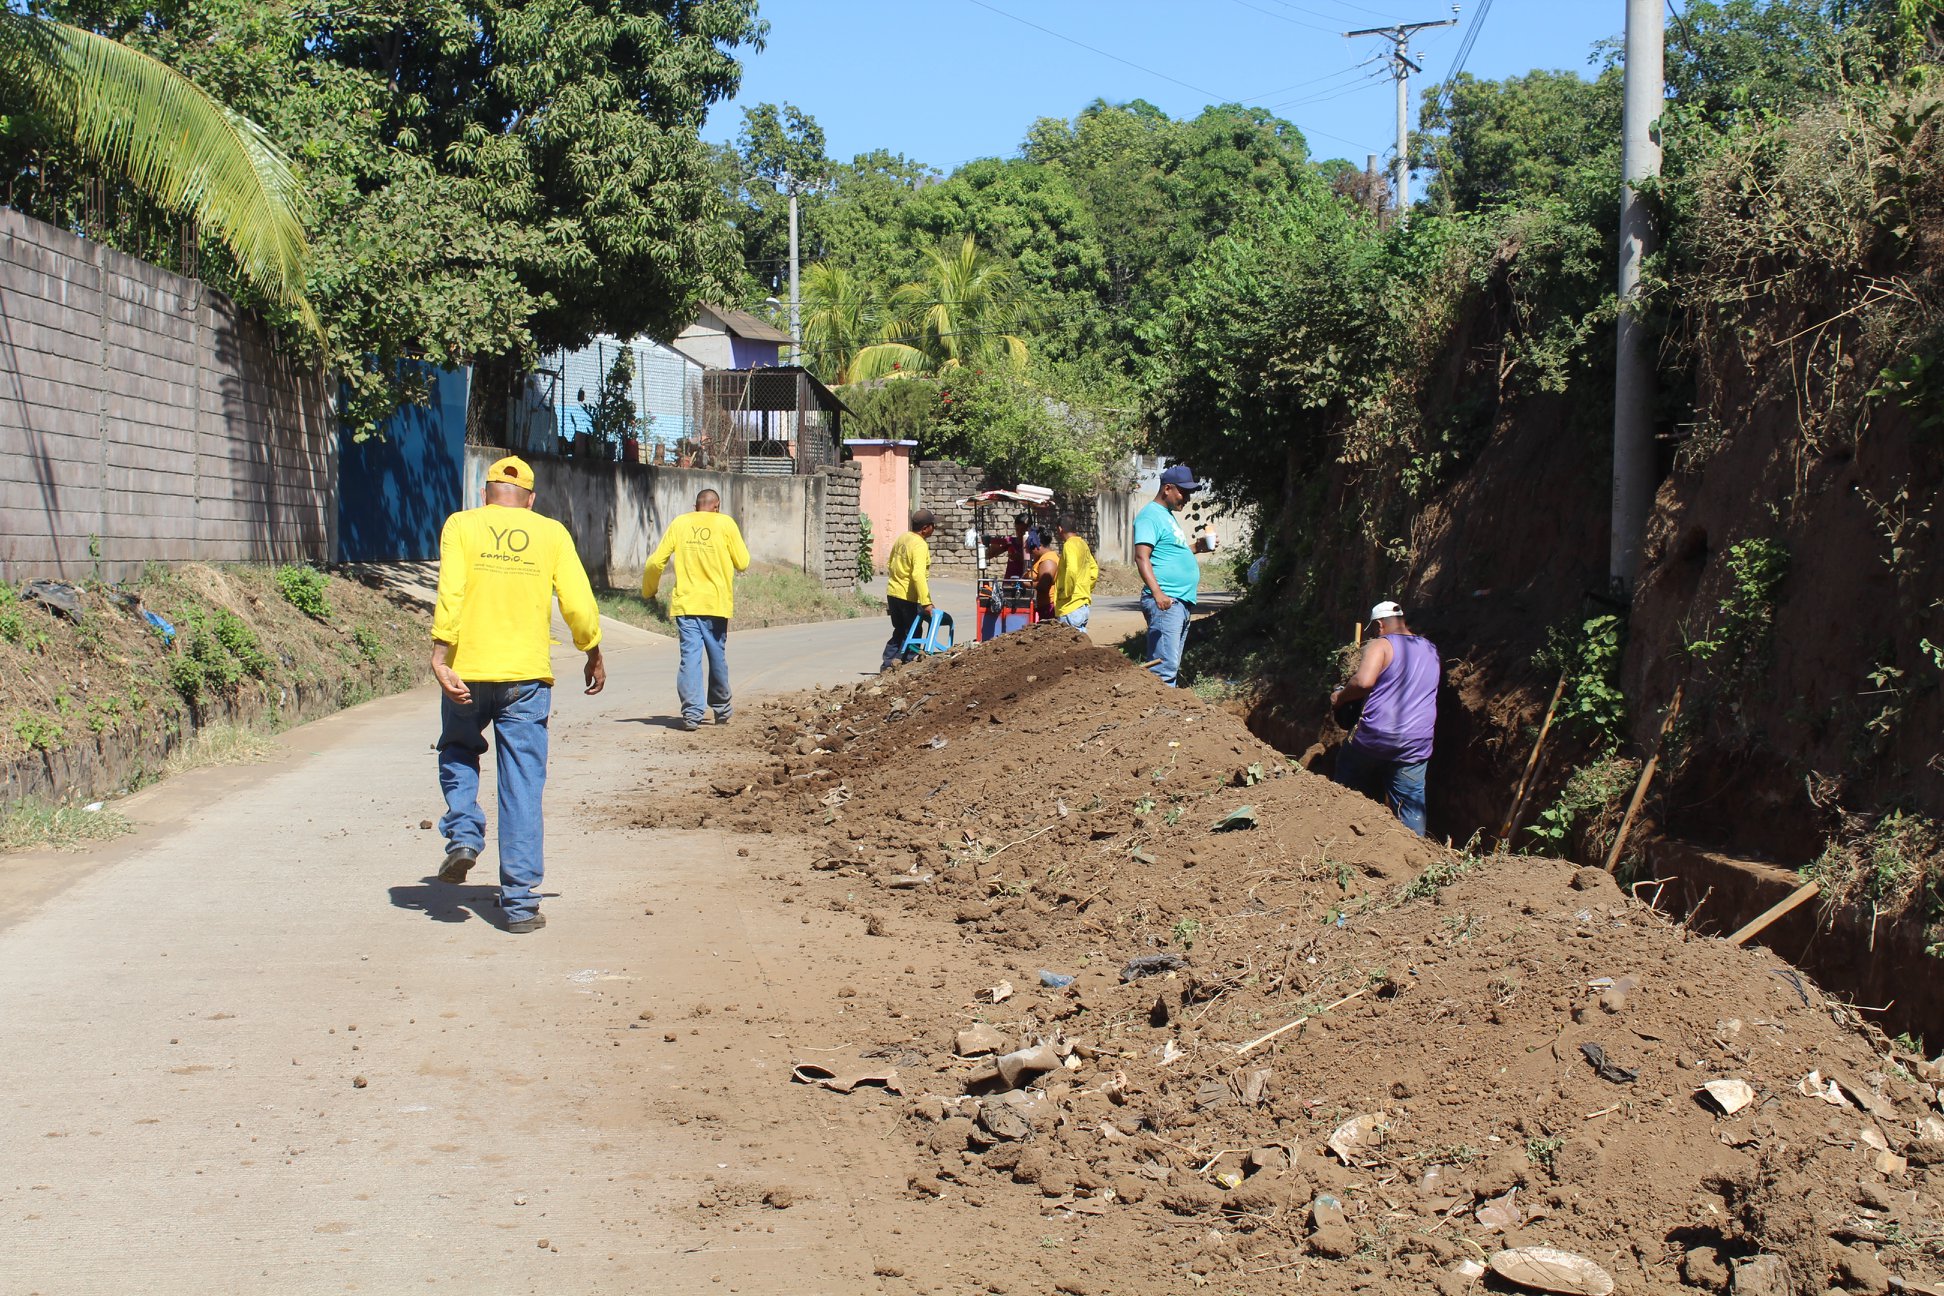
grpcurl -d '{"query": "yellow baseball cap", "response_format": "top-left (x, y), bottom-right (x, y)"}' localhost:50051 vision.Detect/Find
top-left (487, 455), bottom-right (535, 492)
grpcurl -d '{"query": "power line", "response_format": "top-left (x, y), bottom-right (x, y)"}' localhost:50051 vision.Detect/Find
top-left (1266, 0), bottom-right (1416, 23)
top-left (1240, 61), bottom-right (1382, 105)
top-left (959, 0), bottom-right (1381, 155)
top-left (961, 0), bottom-right (1227, 100)
top-left (1427, 0), bottom-right (1494, 125)
top-left (1223, 0), bottom-right (1343, 35)
top-left (1265, 67), bottom-right (1392, 112)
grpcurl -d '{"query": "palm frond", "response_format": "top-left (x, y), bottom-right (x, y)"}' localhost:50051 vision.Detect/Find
top-left (848, 342), bottom-right (934, 383)
top-left (5, 15), bottom-right (316, 332)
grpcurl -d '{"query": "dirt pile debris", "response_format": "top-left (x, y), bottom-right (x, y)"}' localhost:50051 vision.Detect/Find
top-left (680, 625), bottom-right (1944, 1294)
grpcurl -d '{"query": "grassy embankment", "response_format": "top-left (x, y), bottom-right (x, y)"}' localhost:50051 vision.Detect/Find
top-left (0, 563), bottom-right (428, 851)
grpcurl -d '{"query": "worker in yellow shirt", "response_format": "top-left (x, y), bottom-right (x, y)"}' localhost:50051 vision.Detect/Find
top-left (881, 509), bottom-right (936, 671)
top-left (429, 455), bottom-right (605, 935)
top-left (1052, 517), bottom-right (1100, 634)
top-left (641, 488), bottom-right (751, 731)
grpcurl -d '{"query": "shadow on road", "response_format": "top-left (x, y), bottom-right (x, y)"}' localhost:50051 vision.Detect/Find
top-left (615, 715), bottom-right (724, 730)
top-left (388, 878), bottom-right (548, 927)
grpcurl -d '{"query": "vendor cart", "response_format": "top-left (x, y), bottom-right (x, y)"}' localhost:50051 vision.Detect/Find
top-left (957, 487), bottom-right (1056, 642)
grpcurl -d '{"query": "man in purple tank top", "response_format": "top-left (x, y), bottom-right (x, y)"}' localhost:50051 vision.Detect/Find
top-left (1329, 600), bottom-right (1439, 835)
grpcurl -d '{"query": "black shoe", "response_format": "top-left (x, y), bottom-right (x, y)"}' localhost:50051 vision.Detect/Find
top-left (438, 846), bottom-right (478, 883)
top-left (506, 912), bottom-right (547, 934)
top-left (679, 716), bottom-right (701, 732)
top-left (714, 712), bottom-right (731, 725)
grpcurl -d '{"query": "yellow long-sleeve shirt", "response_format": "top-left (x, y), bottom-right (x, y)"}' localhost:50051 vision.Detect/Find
top-left (640, 511), bottom-right (751, 618)
top-left (885, 531), bottom-right (932, 605)
top-left (432, 504), bottom-right (602, 683)
top-left (1054, 533), bottom-right (1099, 615)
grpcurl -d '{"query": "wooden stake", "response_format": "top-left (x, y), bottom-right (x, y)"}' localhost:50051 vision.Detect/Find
top-left (1603, 682), bottom-right (1685, 874)
top-left (1727, 881), bottom-right (1821, 946)
top-left (1235, 986), bottom-right (1370, 1056)
top-left (1500, 671), bottom-right (1569, 844)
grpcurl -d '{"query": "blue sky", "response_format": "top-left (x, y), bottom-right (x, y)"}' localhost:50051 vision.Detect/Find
top-left (704, 0), bottom-right (1629, 195)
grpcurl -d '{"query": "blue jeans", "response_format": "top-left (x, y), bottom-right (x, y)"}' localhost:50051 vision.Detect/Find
top-left (1058, 605), bottom-right (1091, 633)
top-left (1333, 741), bottom-right (1429, 836)
top-left (438, 681), bottom-right (552, 921)
top-left (676, 615), bottom-right (732, 723)
top-left (1140, 589), bottom-right (1193, 686)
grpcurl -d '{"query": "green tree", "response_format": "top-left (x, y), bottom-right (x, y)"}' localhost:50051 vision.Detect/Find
top-left (800, 262), bottom-right (887, 384)
top-left (1417, 69), bottom-right (1622, 214)
top-left (0, 10), bottom-right (313, 325)
top-left (729, 101), bottom-right (832, 296)
top-left (851, 235), bottom-right (1029, 380)
top-left (11, 0), bottom-right (766, 435)
top-left (581, 349), bottom-right (639, 449)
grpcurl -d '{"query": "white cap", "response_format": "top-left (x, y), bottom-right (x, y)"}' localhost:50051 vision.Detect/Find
top-left (1369, 600), bottom-right (1404, 622)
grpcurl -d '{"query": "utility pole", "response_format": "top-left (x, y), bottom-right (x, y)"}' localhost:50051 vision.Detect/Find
top-left (787, 185), bottom-right (801, 368)
top-left (1610, 0), bottom-right (1663, 591)
top-left (1346, 13), bottom-right (1458, 218)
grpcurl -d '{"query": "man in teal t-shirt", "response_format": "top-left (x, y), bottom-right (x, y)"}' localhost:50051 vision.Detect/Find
top-left (1133, 464), bottom-right (1202, 686)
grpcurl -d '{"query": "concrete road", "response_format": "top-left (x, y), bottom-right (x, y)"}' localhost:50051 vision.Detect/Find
top-left (0, 575), bottom-right (1199, 1294)
top-left (0, 611), bottom-right (930, 1295)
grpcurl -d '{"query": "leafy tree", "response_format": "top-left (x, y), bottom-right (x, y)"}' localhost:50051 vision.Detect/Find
top-left (11, 0), bottom-right (766, 435)
top-left (729, 101), bottom-right (832, 297)
top-left (930, 370), bottom-right (1106, 494)
top-left (1417, 69), bottom-right (1622, 215)
top-left (0, 10), bottom-right (312, 324)
top-left (581, 350), bottom-right (640, 449)
top-left (813, 148), bottom-right (940, 276)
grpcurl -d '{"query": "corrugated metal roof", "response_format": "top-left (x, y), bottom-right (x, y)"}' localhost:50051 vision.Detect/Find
top-left (708, 305), bottom-right (795, 345)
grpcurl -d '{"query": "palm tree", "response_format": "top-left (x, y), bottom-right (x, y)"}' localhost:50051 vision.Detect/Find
top-left (0, 12), bottom-right (315, 330)
top-left (850, 235), bottom-right (1028, 381)
top-left (799, 262), bottom-right (885, 384)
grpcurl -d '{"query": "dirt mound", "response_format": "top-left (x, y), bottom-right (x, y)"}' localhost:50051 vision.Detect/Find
top-left (694, 625), bottom-right (1944, 1294)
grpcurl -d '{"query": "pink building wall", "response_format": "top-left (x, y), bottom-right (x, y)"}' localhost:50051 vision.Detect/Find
top-left (845, 440), bottom-right (914, 570)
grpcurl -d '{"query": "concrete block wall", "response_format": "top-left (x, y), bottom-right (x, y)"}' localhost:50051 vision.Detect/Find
top-left (819, 464), bottom-right (862, 590)
top-left (912, 459), bottom-right (990, 569)
top-left (464, 446), bottom-right (853, 593)
top-left (0, 208), bottom-right (333, 581)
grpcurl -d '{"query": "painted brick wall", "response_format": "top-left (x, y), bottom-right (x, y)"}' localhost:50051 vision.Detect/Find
top-left (0, 208), bottom-right (333, 581)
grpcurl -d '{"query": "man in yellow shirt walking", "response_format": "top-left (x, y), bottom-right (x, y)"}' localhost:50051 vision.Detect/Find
top-left (1052, 517), bottom-right (1100, 633)
top-left (430, 455), bottom-right (606, 934)
top-left (641, 488), bottom-right (751, 731)
top-left (881, 509), bottom-right (936, 671)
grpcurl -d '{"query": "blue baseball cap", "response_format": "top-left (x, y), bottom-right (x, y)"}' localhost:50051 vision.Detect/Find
top-left (1160, 464), bottom-right (1202, 493)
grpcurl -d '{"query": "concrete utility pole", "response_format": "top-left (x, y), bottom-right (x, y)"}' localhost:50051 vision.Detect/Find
top-left (1346, 14), bottom-right (1458, 218)
top-left (1610, 0), bottom-right (1664, 591)
top-left (787, 187), bottom-right (801, 368)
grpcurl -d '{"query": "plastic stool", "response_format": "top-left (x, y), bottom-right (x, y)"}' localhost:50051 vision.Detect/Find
top-left (901, 610), bottom-right (955, 656)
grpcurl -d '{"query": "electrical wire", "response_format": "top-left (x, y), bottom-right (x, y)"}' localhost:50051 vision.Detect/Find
top-left (1222, 0), bottom-right (1343, 36)
top-left (961, 0), bottom-right (1228, 101)
top-left (960, 0), bottom-right (1380, 154)
top-left (1427, 0), bottom-right (1493, 126)
top-left (1264, 66), bottom-right (1392, 112)
top-left (1240, 61), bottom-right (1384, 105)
top-left (1264, 0), bottom-right (1415, 25)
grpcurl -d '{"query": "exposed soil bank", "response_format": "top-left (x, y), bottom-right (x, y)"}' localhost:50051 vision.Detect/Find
top-left (662, 626), bottom-right (1944, 1296)
top-left (1649, 840), bottom-right (1944, 1049)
